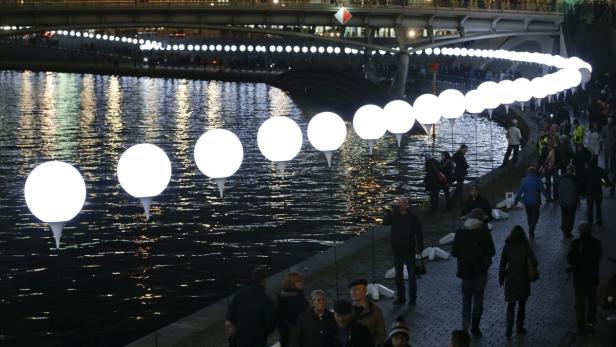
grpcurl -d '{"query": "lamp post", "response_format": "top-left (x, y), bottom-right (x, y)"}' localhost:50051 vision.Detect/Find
top-left (117, 143), bottom-right (172, 221)
top-left (24, 161), bottom-right (87, 249)
top-left (194, 129), bottom-right (244, 197)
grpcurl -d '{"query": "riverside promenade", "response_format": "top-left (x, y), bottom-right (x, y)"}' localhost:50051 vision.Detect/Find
top-left (128, 112), bottom-right (615, 347)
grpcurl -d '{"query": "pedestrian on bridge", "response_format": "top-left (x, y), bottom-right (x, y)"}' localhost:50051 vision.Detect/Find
top-left (452, 144), bottom-right (469, 206)
top-left (513, 167), bottom-right (548, 239)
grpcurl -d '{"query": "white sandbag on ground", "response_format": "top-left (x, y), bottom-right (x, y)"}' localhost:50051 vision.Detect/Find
top-left (432, 247), bottom-right (450, 260)
top-left (385, 265), bottom-right (409, 280)
top-left (492, 209), bottom-right (509, 220)
top-left (439, 233), bottom-right (455, 245)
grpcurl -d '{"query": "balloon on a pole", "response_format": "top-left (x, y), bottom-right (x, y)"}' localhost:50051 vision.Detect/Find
top-left (352, 104), bottom-right (387, 154)
top-left (307, 111), bottom-right (347, 167)
top-left (194, 129), bottom-right (244, 197)
top-left (413, 93), bottom-right (441, 135)
top-left (438, 89), bottom-right (465, 126)
top-left (257, 116), bottom-right (303, 177)
top-left (383, 100), bottom-right (415, 147)
top-left (513, 78), bottom-right (532, 111)
top-left (117, 143), bottom-right (172, 220)
top-left (24, 161), bottom-right (87, 248)
top-left (496, 80), bottom-right (516, 114)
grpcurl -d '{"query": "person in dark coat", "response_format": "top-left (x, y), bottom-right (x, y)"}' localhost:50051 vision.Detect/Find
top-left (459, 186), bottom-right (492, 222)
top-left (451, 208), bottom-right (496, 337)
top-left (498, 225), bottom-right (538, 338)
top-left (584, 156), bottom-right (610, 225)
top-left (424, 157), bottom-right (445, 213)
top-left (573, 143), bottom-right (591, 195)
top-left (383, 197), bottom-right (423, 305)
top-left (225, 267), bottom-right (276, 347)
top-left (276, 272), bottom-right (308, 347)
top-left (439, 151), bottom-right (454, 211)
top-left (349, 279), bottom-right (385, 346)
top-left (513, 166), bottom-right (548, 239)
top-left (294, 290), bottom-right (335, 347)
top-left (452, 144), bottom-right (470, 206)
top-left (567, 221), bottom-right (602, 335)
top-left (558, 164), bottom-right (579, 238)
top-left (326, 299), bottom-right (374, 347)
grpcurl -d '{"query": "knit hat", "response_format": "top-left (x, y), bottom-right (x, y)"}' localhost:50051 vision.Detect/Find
top-left (389, 316), bottom-right (410, 339)
top-left (470, 208), bottom-right (485, 220)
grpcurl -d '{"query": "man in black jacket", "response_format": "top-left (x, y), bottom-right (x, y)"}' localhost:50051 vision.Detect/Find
top-left (452, 144), bottom-right (470, 206)
top-left (567, 221), bottom-right (602, 335)
top-left (584, 156), bottom-right (610, 225)
top-left (294, 290), bottom-right (336, 347)
top-left (451, 208), bottom-right (496, 337)
top-left (225, 267), bottom-right (276, 347)
top-left (459, 186), bottom-right (493, 221)
top-left (383, 197), bottom-right (424, 306)
top-left (327, 299), bottom-right (374, 347)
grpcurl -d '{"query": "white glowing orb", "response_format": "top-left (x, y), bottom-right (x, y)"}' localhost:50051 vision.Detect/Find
top-left (194, 129), bottom-right (243, 179)
top-left (477, 81), bottom-right (501, 111)
top-left (438, 89), bottom-right (466, 120)
top-left (497, 80), bottom-right (517, 106)
top-left (413, 94), bottom-right (441, 125)
top-left (383, 100), bottom-right (416, 134)
top-left (117, 144), bottom-right (172, 199)
top-left (307, 112), bottom-right (347, 152)
top-left (513, 78), bottom-right (533, 103)
top-left (24, 161), bottom-right (86, 224)
top-left (352, 104), bottom-right (387, 140)
top-left (257, 116), bottom-right (303, 162)
top-left (464, 90), bottom-right (486, 114)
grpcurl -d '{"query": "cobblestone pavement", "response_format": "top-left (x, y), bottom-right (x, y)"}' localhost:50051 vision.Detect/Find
top-left (325, 194), bottom-right (616, 347)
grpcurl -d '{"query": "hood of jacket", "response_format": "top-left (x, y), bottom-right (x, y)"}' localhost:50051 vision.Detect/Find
top-left (463, 218), bottom-right (484, 230)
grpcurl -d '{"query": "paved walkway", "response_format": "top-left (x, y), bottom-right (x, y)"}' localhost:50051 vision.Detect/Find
top-left (356, 194), bottom-right (616, 346)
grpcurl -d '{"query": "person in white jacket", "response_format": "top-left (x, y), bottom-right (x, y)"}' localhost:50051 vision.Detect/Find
top-left (587, 123), bottom-right (601, 156)
top-left (502, 119), bottom-right (522, 166)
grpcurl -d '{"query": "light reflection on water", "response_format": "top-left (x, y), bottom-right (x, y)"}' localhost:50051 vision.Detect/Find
top-left (0, 70), bottom-right (505, 346)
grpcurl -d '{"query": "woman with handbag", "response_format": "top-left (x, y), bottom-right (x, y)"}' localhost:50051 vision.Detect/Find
top-left (424, 157), bottom-right (446, 214)
top-left (498, 225), bottom-right (538, 338)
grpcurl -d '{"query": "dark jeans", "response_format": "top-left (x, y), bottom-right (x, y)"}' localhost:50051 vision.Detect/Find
top-left (561, 205), bottom-right (577, 235)
top-left (503, 144), bottom-right (519, 165)
top-left (393, 253), bottom-right (417, 302)
top-left (452, 176), bottom-right (465, 206)
top-left (429, 188), bottom-right (440, 213)
top-left (586, 196), bottom-right (603, 224)
top-left (461, 274), bottom-right (487, 331)
top-left (545, 169), bottom-right (559, 200)
top-left (575, 286), bottom-right (598, 332)
top-left (507, 300), bottom-right (526, 331)
top-left (525, 205), bottom-right (540, 236)
top-left (441, 186), bottom-right (451, 210)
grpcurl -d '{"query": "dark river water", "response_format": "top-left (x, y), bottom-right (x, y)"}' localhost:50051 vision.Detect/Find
top-left (0, 70), bottom-right (505, 346)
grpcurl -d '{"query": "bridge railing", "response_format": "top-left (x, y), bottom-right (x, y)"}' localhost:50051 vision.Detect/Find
top-left (0, 0), bottom-right (564, 15)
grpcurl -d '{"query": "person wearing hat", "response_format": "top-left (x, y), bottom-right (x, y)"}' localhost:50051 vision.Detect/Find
top-left (502, 118), bottom-right (522, 166)
top-left (348, 279), bottom-right (386, 346)
top-left (225, 266), bottom-right (276, 347)
top-left (382, 316), bottom-right (412, 347)
top-left (326, 299), bottom-right (374, 347)
top-left (452, 144), bottom-right (470, 206)
top-left (567, 221), bottom-right (602, 335)
top-left (383, 197), bottom-right (424, 306)
top-left (294, 290), bottom-right (335, 347)
top-left (451, 208), bottom-right (495, 337)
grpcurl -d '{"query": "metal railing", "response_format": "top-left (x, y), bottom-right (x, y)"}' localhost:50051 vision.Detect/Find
top-left (0, 0), bottom-right (565, 15)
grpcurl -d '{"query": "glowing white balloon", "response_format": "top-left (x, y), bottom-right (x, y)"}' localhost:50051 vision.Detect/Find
top-left (352, 104), bottom-right (387, 154)
top-left (24, 161), bottom-right (86, 248)
top-left (464, 90), bottom-right (485, 115)
top-left (530, 77), bottom-right (549, 106)
top-left (307, 112), bottom-right (347, 167)
top-left (513, 78), bottom-right (532, 110)
top-left (413, 93), bottom-right (441, 135)
top-left (438, 89), bottom-right (466, 123)
top-left (497, 80), bottom-right (517, 113)
top-left (477, 81), bottom-right (500, 117)
top-left (383, 100), bottom-right (416, 146)
top-left (257, 116), bottom-right (303, 177)
top-left (194, 129), bottom-right (244, 197)
top-left (117, 144), bottom-right (172, 220)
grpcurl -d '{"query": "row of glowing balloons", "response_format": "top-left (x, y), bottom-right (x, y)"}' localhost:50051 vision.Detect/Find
top-left (23, 51), bottom-right (591, 249)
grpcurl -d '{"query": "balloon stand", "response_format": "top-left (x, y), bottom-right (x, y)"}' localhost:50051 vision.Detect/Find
top-left (49, 222), bottom-right (64, 249)
top-left (139, 197), bottom-right (153, 221)
top-left (324, 151), bottom-right (333, 168)
top-left (214, 177), bottom-right (227, 198)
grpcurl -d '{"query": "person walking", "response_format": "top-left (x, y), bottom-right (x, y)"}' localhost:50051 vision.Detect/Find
top-left (294, 290), bottom-right (336, 347)
top-left (558, 164), bottom-right (579, 238)
top-left (502, 118), bottom-right (522, 166)
top-left (584, 156), bottom-right (609, 225)
top-left (276, 272), bottom-right (308, 347)
top-left (382, 316), bottom-right (412, 347)
top-left (424, 157), bottom-right (445, 214)
top-left (225, 267), bottom-right (276, 347)
top-left (348, 279), bottom-right (386, 346)
top-left (567, 221), bottom-right (602, 335)
top-left (600, 116), bottom-right (615, 170)
top-left (452, 144), bottom-right (470, 206)
top-left (587, 123), bottom-right (601, 156)
top-left (440, 151), bottom-right (454, 211)
top-left (451, 208), bottom-right (496, 337)
top-left (513, 167), bottom-right (548, 239)
top-left (498, 225), bottom-right (538, 338)
top-left (383, 197), bottom-right (424, 306)
top-left (327, 299), bottom-right (374, 347)
top-left (573, 118), bottom-right (585, 146)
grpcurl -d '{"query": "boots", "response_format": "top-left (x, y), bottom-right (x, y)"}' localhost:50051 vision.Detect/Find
top-left (506, 309), bottom-right (514, 338)
top-left (516, 304), bottom-right (527, 335)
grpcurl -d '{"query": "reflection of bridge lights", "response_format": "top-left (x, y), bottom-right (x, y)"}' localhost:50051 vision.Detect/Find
top-left (239, 44), bottom-right (246, 52)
